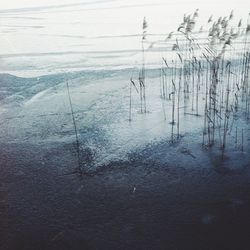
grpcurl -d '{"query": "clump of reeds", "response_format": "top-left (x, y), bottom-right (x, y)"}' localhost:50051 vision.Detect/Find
top-left (130, 9), bottom-right (250, 155)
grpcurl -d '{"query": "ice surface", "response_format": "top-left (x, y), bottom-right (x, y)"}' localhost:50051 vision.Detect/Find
top-left (0, 0), bottom-right (249, 170)
top-left (0, 67), bottom-right (249, 170)
top-left (0, 0), bottom-right (249, 76)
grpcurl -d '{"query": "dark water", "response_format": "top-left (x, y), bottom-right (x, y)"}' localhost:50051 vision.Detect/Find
top-left (1, 140), bottom-right (250, 250)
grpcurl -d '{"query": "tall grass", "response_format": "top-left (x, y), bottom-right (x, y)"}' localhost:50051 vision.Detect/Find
top-left (66, 78), bottom-right (82, 175)
top-left (129, 9), bottom-right (249, 156)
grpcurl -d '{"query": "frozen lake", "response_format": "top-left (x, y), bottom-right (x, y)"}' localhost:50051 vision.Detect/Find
top-left (0, 0), bottom-right (249, 76)
top-left (1, 2), bottom-right (250, 250)
top-left (0, 0), bottom-right (249, 168)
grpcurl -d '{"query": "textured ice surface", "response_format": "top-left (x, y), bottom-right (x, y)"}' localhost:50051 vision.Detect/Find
top-left (0, 68), bottom-right (249, 169)
top-left (0, 0), bottom-right (249, 76)
top-left (0, 0), bottom-right (249, 169)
